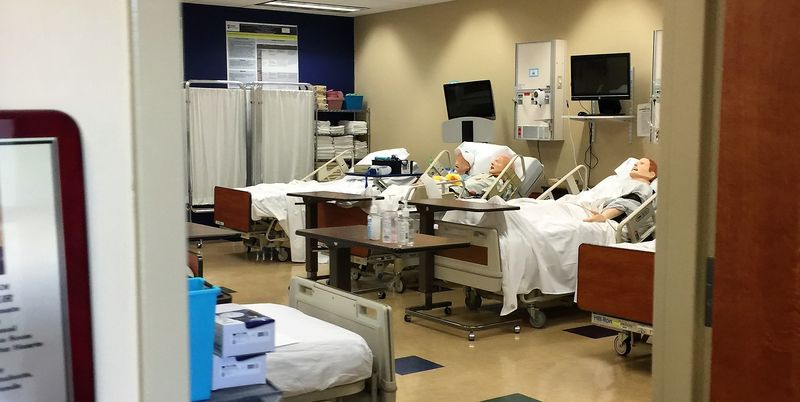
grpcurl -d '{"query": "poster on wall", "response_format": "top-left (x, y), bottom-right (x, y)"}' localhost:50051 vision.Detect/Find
top-left (225, 21), bottom-right (299, 87)
top-left (0, 111), bottom-right (94, 402)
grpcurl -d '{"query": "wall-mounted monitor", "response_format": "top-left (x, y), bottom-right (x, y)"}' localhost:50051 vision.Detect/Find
top-left (570, 53), bottom-right (631, 100)
top-left (443, 80), bottom-right (496, 120)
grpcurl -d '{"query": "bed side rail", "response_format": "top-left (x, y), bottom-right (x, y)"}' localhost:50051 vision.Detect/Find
top-left (536, 164), bottom-right (588, 200)
top-left (289, 277), bottom-right (396, 402)
top-left (616, 193), bottom-right (657, 243)
top-left (482, 154), bottom-right (525, 200)
top-left (213, 186), bottom-right (253, 233)
top-left (302, 150), bottom-right (353, 182)
top-left (422, 150), bottom-right (452, 178)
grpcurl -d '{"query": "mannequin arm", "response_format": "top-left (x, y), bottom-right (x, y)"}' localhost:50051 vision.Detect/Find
top-left (584, 207), bottom-right (623, 222)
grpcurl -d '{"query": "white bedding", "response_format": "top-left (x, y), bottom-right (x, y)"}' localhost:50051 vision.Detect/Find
top-left (443, 197), bottom-right (619, 315)
top-left (610, 239), bottom-right (656, 252)
top-left (245, 303), bottom-right (373, 397)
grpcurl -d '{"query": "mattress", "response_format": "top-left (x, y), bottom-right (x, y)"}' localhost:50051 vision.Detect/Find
top-left (244, 303), bottom-right (373, 396)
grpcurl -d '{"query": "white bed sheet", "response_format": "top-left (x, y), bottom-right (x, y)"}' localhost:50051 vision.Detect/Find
top-left (443, 197), bottom-right (619, 315)
top-left (245, 303), bottom-right (373, 397)
top-left (610, 239), bottom-right (656, 252)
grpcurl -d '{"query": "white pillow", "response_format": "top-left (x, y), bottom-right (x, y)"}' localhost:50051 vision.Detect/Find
top-left (650, 178), bottom-right (658, 192)
top-left (613, 157), bottom-right (639, 177)
top-left (456, 142), bottom-right (516, 174)
top-left (354, 148), bottom-right (410, 166)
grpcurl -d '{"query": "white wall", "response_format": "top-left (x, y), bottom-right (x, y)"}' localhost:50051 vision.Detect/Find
top-left (0, 0), bottom-right (187, 400)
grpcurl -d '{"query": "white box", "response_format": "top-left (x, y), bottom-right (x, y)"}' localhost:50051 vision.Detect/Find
top-left (215, 304), bottom-right (275, 357)
top-left (211, 354), bottom-right (267, 390)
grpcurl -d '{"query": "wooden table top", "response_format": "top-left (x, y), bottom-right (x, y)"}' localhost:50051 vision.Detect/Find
top-left (407, 198), bottom-right (521, 212)
top-left (286, 191), bottom-right (383, 202)
top-left (186, 222), bottom-right (240, 241)
top-left (296, 225), bottom-right (470, 253)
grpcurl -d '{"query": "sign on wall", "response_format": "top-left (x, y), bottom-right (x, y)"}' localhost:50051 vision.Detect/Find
top-left (225, 21), bottom-right (299, 85)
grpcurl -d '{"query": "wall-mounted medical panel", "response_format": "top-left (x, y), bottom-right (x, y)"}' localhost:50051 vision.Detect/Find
top-left (514, 40), bottom-right (567, 141)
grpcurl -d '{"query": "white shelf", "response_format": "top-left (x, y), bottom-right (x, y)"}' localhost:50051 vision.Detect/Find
top-left (562, 115), bottom-right (634, 121)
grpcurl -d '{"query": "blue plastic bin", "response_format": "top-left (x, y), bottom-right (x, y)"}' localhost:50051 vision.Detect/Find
top-left (188, 278), bottom-right (220, 401)
top-left (344, 94), bottom-right (363, 110)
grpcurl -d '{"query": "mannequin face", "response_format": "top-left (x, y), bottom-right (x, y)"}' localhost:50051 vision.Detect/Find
top-left (454, 153), bottom-right (471, 174)
top-left (630, 158), bottom-right (656, 181)
top-left (489, 155), bottom-right (511, 176)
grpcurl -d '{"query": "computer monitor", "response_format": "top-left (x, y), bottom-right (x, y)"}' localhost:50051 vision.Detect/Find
top-left (443, 80), bottom-right (496, 120)
top-left (571, 53), bottom-right (631, 114)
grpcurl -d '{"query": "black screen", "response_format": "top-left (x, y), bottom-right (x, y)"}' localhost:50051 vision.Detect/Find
top-left (443, 80), bottom-right (496, 120)
top-left (570, 53), bottom-right (631, 100)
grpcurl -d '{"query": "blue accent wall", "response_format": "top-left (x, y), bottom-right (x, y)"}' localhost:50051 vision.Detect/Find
top-left (182, 3), bottom-right (354, 93)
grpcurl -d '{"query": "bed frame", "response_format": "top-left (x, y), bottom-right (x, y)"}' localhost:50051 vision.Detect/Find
top-left (432, 166), bottom-right (657, 329)
top-left (213, 150), bottom-right (354, 261)
top-left (286, 277), bottom-right (396, 402)
top-left (576, 244), bottom-right (655, 356)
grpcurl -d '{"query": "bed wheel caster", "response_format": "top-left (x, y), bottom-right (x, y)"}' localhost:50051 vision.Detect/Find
top-left (391, 276), bottom-right (406, 293)
top-left (528, 308), bottom-right (547, 329)
top-left (276, 248), bottom-right (290, 262)
top-left (404, 314), bottom-right (412, 323)
top-left (468, 332), bottom-right (476, 342)
top-left (378, 291), bottom-right (386, 300)
top-left (246, 246), bottom-right (252, 253)
top-left (464, 287), bottom-right (482, 311)
top-left (614, 333), bottom-right (632, 356)
top-left (351, 271), bottom-right (362, 281)
top-left (444, 306), bottom-right (452, 315)
top-left (513, 325), bottom-right (521, 334)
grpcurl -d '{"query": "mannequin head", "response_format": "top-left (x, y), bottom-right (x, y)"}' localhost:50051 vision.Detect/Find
top-left (630, 158), bottom-right (657, 182)
top-left (488, 154), bottom-right (512, 176)
top-left (454, 149), bottom-right (474, 175)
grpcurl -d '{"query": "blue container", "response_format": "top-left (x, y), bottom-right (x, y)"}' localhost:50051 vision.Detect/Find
top-left (187, 277), bottom-right (220, 401)
top-left (344, 94), bottom-right (363, 110)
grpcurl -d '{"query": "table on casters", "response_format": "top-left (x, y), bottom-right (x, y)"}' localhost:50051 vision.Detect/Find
top-left (404, 198), bottom-right (522, 341)
top-left (295, 225), bottom-right (469, 293)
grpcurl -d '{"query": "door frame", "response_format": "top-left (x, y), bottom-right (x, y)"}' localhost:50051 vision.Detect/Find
top-left (653, 0), bottom-right (725, 400)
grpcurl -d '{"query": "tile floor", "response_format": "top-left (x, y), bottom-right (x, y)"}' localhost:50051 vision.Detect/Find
top-left (198, 241), bottom-right (652, 402)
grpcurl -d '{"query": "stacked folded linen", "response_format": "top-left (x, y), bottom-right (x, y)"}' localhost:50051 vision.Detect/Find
top-left (316, 136), bottom-right (335, 160)
top-left (354, 140), bottom-right (369, 159)
top-left (333, 135), bottom-right (354, 156)
top-left (314, 85), bottom-right (328, 110)
top-left (316, 120), bottom-right (331, 135)
top-left (329, 125), bottom-right (345, 135)
top-left (340, 120), bottom-right (368, 135)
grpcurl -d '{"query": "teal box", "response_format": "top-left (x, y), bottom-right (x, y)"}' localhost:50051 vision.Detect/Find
top-left (344, 94), bottom-right (363, 110)
top-left (188, 277), bottom-right (221, 401)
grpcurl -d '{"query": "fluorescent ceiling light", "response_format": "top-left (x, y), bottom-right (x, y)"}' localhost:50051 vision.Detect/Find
top-left (257, 1), bottom-right (367, 13)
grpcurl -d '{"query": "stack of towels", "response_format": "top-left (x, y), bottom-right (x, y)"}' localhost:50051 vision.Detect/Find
top-left (329, 125), bottom-right (345, 135)
top-left (316, 136), bottom-right (335, 160)
top-left (314, 85), bottom-right (328, 110)
top-left (341, 120), bottom-right (368, 135)
top-left (316, 120), bottom-right (331, 135)
top-left (333, 135), bottom-right (354, 156)
top-left (355, 140), bottom-right (369, 159)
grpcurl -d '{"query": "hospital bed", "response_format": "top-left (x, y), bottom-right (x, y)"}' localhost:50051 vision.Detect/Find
top-left (577, 241), bottom-right (656, 356)
top-left (431, 163), bottom-right (657, 332)
top-left (413, 144), bottom-right (544, 201)
top-left (245, 277), bottom-right (396, 401)
top-left (213, 150), bottom-right (394, 261)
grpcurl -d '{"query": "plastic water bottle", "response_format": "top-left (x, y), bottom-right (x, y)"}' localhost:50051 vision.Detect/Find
top-left (367, 204), bottom-right (381, 241)
top-left (381, 210), bottom-right (397, 243)
top-left (397, 202), bottom-right (413, 245)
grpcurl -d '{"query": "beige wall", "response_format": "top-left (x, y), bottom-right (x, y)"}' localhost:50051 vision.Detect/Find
top-left (355, 0), bottom-right (662, 185)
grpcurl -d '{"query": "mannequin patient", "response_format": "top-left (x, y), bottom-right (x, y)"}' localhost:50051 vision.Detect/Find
top-left (457, 154), bottom-right (513, 197)
top-left (453, 149), bottom-right (474, 176)
top-left (583, 157), bottom-right (658, 222)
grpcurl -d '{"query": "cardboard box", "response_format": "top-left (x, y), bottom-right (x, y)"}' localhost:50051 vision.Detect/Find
top-left (215, 304), bottom-right (275, 357)
top-left (211, 354), bottom-right (267, 390)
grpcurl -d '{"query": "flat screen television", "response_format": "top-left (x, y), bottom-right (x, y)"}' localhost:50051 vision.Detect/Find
top-left (443, 80), bottom-right (496, 120)
top-left (570, 53), bottom-right (631, 100)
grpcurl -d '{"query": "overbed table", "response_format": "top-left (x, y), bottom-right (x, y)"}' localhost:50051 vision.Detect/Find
top-left (187, 222), bottom-right (240, 248)
top-left (286, 191), bottom-right (383, 280)
top-left (404, 198), bottom-right (521, 340)
top-left (295, 225), bottom-right (470, 292)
